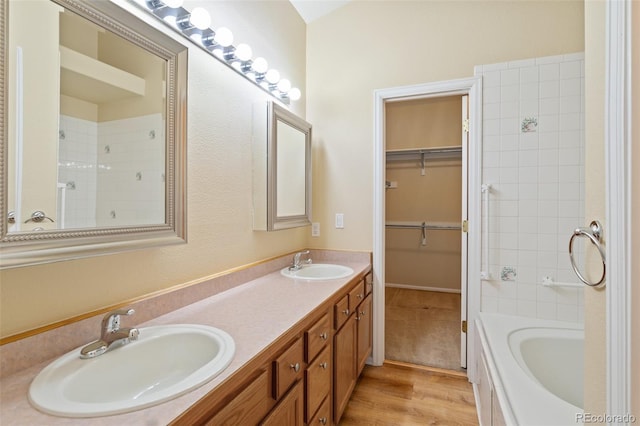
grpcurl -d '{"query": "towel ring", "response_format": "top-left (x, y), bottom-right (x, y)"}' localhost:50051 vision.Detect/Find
top-left (568, 220), bottom-right (606, 287)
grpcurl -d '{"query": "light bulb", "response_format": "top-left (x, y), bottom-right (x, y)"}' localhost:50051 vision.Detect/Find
top-left (214, 27), bottom-right (234, 47)
top-left (289, 88), bottom-right (301, 101)
top-left (252, 57), bottom-right (268, 74)
top-left (265, 69), bottom-right (280, 84)
top-left (189, 7), bottom-right (211, 30)
top-left (235, 43), bottom-right (252, 61)
top-left (163, 0), bottom-right (183, 8)
top-left (277, 78), bottom-right (291, 93)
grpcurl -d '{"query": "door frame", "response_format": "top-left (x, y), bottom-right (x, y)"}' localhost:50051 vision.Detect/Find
top-left (605, 0), bottom-right (633, 416)
top-left (372, 77), bottom-right (482, 382)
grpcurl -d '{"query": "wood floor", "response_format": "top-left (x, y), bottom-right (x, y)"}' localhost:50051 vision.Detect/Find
top-left (339, 361), bottom-right (478, 426)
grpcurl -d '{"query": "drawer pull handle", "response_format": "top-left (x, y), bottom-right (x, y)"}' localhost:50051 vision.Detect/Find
top-left (360, 310), bottom-right (366, 316)
top-left (290, 362), bottom-right (300, 372)
top-left (319, 417), bottom-right (327, 425)
top-left (342, 309), bottom-right (350, 316)
top-left (319, 362), bottom-right (328, 369)
top-left (319, 332), bottom-right (328, 340)
top-left (357, 293), bottom-right (363, 299)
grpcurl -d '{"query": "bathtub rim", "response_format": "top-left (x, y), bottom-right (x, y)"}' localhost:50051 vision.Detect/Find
top-left (476, 313), bottom-right (584, 426)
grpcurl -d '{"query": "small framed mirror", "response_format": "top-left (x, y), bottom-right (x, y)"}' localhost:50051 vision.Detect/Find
top-left (1, 0), bottom-right (188, 268)
top-left (253, 102), bottom-right (312, 231)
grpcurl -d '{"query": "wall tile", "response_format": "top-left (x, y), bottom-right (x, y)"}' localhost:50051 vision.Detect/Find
top-left (480, 54), bottom-right (585, 323)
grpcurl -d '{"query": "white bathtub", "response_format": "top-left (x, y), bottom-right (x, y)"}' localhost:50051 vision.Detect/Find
top-left (475, 313), bottom-right (584, 426)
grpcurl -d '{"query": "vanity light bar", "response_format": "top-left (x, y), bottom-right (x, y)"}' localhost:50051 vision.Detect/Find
top-left (130, 0), bottom-right (301, 104)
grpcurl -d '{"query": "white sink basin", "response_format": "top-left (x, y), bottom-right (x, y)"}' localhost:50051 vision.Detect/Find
top-left (281, 263), bottom-right (354, 280)
top-left (28, 324), bottom-right (235, 417)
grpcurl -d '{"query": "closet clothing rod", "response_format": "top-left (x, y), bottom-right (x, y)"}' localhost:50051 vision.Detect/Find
top-left (385, 222), bottom-right (462, 230)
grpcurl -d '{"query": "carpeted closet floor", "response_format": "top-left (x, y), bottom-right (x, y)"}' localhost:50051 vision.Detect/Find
top-left (385, 287), bottom-right (464, 372)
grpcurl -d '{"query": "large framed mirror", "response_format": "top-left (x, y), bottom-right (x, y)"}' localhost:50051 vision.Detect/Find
top-left (0, 0), bottom-right (188, 268)
top-left (253, 102), bottom-right (312, 231)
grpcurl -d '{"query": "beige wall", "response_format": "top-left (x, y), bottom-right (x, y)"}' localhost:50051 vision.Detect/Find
top-left (583, 0), bottom-right (606, 415)
top-left (306, 0), bottom-right (584, 253)
top-left (0, 0), bottom-right (307, 338)
top-left (385, 97), bottom-right (462, 291)
top-left (7, 1), bottom-right (61, 230)
top-left (633, 1), bottom-right (640, 417)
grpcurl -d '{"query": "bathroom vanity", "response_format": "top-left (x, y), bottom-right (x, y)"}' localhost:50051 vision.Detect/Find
top-left (0, 251), bottom-right (372, 425)
top-left (175, 270), bottom-right (372, 425)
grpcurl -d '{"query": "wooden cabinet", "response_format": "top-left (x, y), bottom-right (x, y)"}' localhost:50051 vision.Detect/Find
top-left (356, 294), bottom-right (373, 375)
top-left (173, 268), bottom-right (373, 426)
top-left (308, 395), bottom-right (331, 425)
top-left (305, 313), bottom-right (330, 362)
top-left (261, 381), bottom-right (304, 426)
top-left (333, 313), bottom-right (356, 422)
top-left (333, 272), bottom-right (373, 423)
top-left (204, 370), bottom-right (273, 426)
top-left (273, 338), bottom-right (304, 399)
top-left (305, 346), bottom-right (331, 422)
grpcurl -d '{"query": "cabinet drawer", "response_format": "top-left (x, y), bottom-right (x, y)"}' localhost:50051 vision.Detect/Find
top-left (364, 272), bottom-right (373, 296)
top-left (261, 380), bottom-right (304, 426)
top-left (305, 346), bottom-right (331, 422)
top-left (307, 396), bottom-right (331, 426)
top-left (273, 337), bottom-right (304, 399)
top-left (349, 280), bottom-right (365, 312)
top-left (205, 369), bottom-right (271, 425)
top-left (334, 294), bottom-right (350, 330)
top-left (306, 312), bottom-right (330, 362)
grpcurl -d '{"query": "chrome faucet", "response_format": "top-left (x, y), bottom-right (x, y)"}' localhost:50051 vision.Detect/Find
top-left (289, 250), bottom-right (312, 271)
top-left (80, 308), bottom-right (139, 359)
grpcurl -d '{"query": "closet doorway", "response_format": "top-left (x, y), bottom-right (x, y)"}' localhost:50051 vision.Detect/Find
top-left (372, 77), bottom-right (481, 380)
top-left (383, 94), bottom-right (469, 371)
top-left (385, 95), bottom-right (469, 370)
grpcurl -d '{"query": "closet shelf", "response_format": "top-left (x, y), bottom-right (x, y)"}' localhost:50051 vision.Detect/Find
top-left (385, 146), bottom-right (462, 160)
top-left (386, 146), bottom-right (462, 175)
top-left (59, 46), bottom-right (146, 104)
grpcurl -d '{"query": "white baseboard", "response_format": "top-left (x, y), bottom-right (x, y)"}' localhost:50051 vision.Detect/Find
top-left (385, 282), bottom-right (461, 294)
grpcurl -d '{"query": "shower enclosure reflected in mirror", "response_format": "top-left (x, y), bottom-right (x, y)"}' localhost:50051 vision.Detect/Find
top-left (1, 0), bottom-right (188, 268)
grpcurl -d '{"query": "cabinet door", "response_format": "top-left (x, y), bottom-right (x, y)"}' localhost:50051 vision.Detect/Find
top-left (356, 294), bottom-right (373, 375)
top-left (261, 380), bottom-right (304, 426)
top-left (333, 314), bottom-right (356, 423)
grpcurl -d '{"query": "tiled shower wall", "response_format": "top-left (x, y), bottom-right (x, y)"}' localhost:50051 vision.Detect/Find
top-left (58, 113), bottom-right (165, 229)
top-left (58, 116), bottom-right (98, 228)
top-left (475, 53), bottom-right (585, 322)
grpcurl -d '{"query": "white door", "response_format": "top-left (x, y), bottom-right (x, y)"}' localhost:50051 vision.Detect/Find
top-left (460, 95), bottom-right (469, 369)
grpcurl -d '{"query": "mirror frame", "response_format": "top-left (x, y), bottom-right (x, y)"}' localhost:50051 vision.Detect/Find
top-left (0, 0), bottom-right (188, 268)
top-left (267, 102), bottom-right (312, 231)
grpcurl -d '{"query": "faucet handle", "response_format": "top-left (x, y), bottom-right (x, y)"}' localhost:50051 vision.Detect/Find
top-left (102, 308), bottom-right (135, 333)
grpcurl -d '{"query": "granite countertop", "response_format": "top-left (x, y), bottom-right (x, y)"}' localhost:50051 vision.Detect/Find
top-left (0, 260), bottom-right (371, 425)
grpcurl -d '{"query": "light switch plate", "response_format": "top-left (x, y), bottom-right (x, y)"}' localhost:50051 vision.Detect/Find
top-left (311, 222), bottom-right (320, 237)
top-left (335, 213), bottom-right (344, 229)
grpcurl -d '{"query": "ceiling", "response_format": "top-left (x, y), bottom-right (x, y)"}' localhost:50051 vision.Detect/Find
top-left (289, 0), bottom-right (351, 23)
